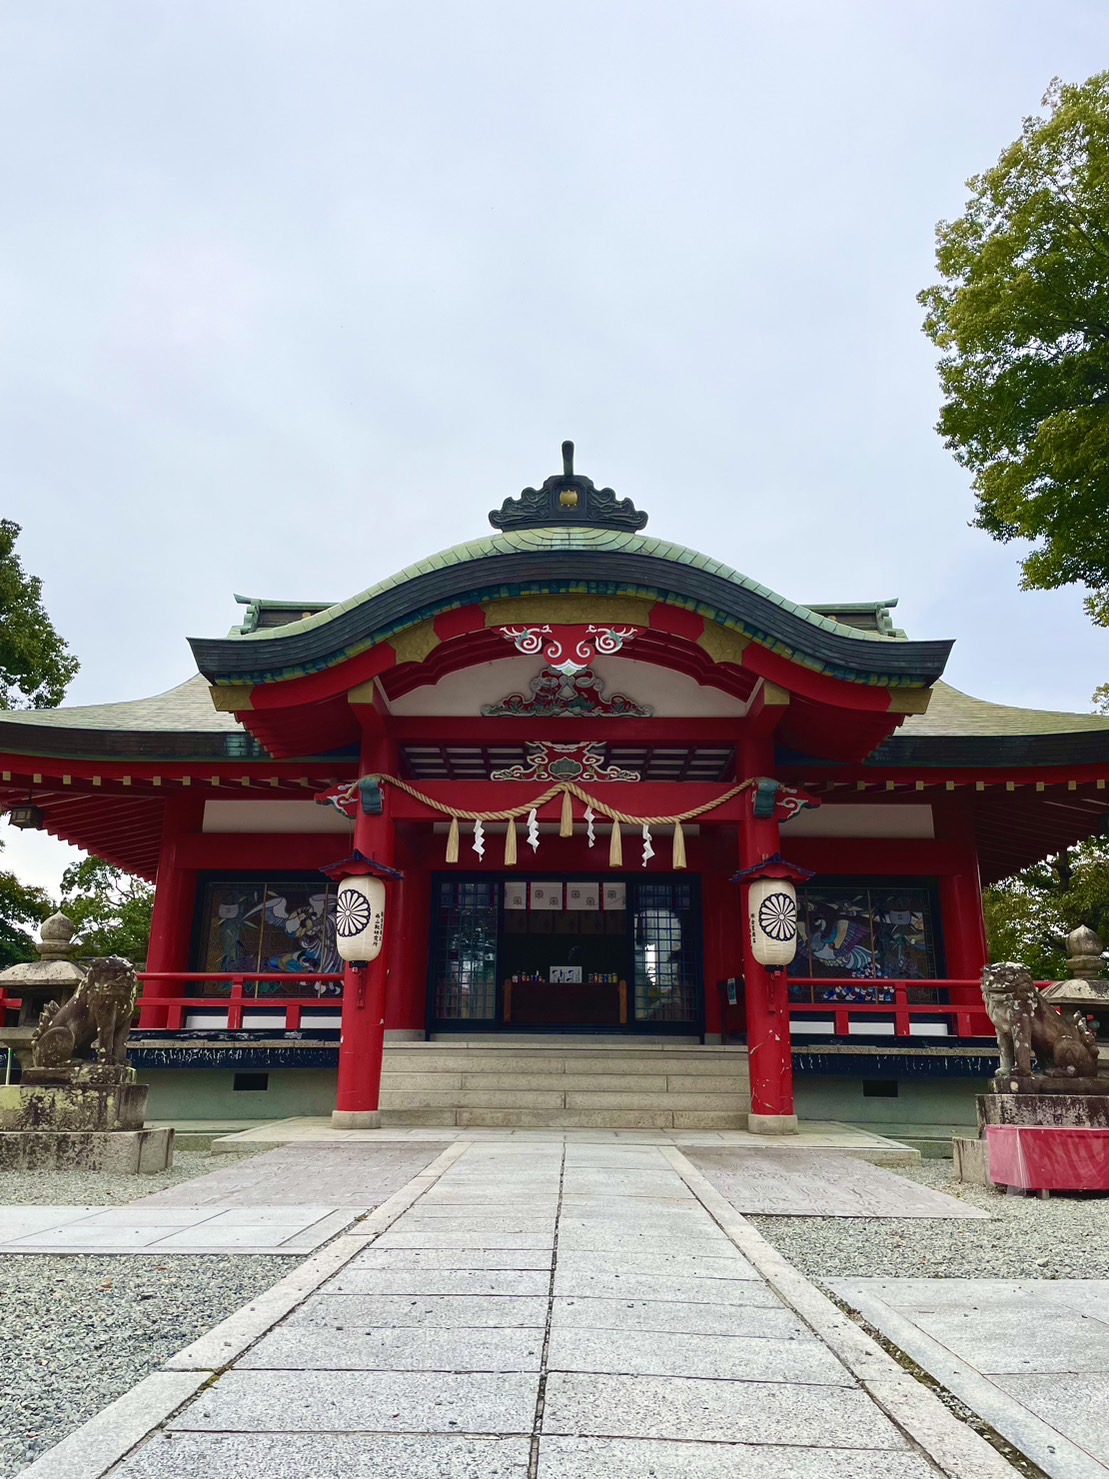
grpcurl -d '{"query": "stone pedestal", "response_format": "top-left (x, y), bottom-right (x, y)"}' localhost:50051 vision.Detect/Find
top-left (0, 1082), bottom-right (150, 1132)
top-left (978, 1090), bottom-right (1109, 1130)
top-left (956, 1090), bottom-right (1109, 1188)
top-left (0, 1127), bottom-right (173, 1173)
top-left (0, 1079), bottom-right (172, 1171)
top-left (952, 1136), bottom-right (992, 1185)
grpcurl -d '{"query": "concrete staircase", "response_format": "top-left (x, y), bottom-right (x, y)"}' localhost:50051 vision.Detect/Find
top-left (378, 1039), bottom-right (751, 1129)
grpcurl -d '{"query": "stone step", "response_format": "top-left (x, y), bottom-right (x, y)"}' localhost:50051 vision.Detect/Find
top-left (379, 1087), bottom-right (748, 1111)
top-left (378, 1042), bottom-right (751, 1127)
top-left (382, 1051), bottom-right (748, 1075)
top-left (379, 1071), bottom-right (749, 1094)
top-left (378, 1107), bottom-right (746, 1130)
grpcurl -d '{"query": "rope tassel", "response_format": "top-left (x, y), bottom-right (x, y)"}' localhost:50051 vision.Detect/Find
top-left (609, 821), bottom-right (623, 867)
top-left (672, 819), bottom-right (687, 871)
top-left (445, 815), bottom-right (460, 864)
top-left (560, 788), bottom-right (574, 838)
top-left (504, 816), bottom-right (517, 866)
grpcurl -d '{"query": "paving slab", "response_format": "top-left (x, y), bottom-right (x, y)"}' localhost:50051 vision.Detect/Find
top-left (833, 1277), bottom-right (1109, 1478)
top-left (239, 1321), bottom-right (545, 1371)
top-left (688, 1148), bottom-right (989, 1217)
top-left (302, 1291), bottom-right (548, 1324)
top-left (546, 1327), bottom-right (851, 1383)
top-left (346, 1246), bottom-right (553, 1271)
top-left (991, 1375), bottom-right (1109, 1467)
top-left (373, 1226), bottom-right (555, 1249)
top-left (537, 1436), bottom-right (942, 1478)
top-left (325, 1268), bottom-right (552, 1297)
top-left (554, 1247), bottom-right (759, 1279)
top-left (552, 1269), bottom-right (780, 1303)
top-left (141, 1143), bottom-right (449, 1207)
top-left (114, 1432), bottom-right (532, 1478)
top-left (540, 1372), bottom-right (912, 1446)
top-left (0, 1204), bottom-right (362, 1254)
top-left (549, 1295), bottom-right (807, 1337)
top-left (168, 1368), bottom-right (539, 1433)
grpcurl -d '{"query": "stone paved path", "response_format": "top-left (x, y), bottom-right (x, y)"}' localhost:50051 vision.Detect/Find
top-left (832, 1277), bottom-right (1109, 1477)
top-left (688, 1149), bottom-right (990, 1217)
top-left (143, 1143), bottom-right (449, 1207)
top-left (0, 1203), bottom-right (360, 1254)
top-left (55, 1140), bottom-right (1013, 1479)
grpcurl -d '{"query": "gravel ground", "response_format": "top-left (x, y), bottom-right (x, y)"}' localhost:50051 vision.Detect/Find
top-left (0, 1149), bottom-right (262, 1207)
top-left (750, 1159), bottom-right (1109, 1280)
top-left (0, 1145), bottom-right (288, 1474)
top-left (0, 1252), bottom-right (291, 1474)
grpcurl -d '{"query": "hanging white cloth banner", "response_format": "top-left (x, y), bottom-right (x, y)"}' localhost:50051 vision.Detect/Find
top-left (526, 808), bottom-right (540, 853)
top-left (334, 876), bottom-right (386, 964)
top-left (584, 806), bottom-right (596, 848)
top-left (472, 818), bottom-right (486, 860)
top-left (641, 823), bottom-right (655, 867)
top-left (747, 877), bottom-right (799, 967)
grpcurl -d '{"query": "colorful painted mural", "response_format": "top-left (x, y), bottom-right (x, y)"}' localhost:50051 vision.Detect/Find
top-left (195, 878), bottom-right (342, 994)
top-left (789, 884), bottom-right (937, 1003)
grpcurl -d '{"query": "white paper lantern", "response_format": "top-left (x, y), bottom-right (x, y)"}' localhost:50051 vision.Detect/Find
top-left (747, 877), bottom-right (798, 968)
top-left (335, 876), bottom-right (386, 963)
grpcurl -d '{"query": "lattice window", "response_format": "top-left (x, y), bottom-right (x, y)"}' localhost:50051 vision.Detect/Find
top-left (431, 879), bottom-right (499, 1021)
top-left (631, 879), bottom-right (699, 1023)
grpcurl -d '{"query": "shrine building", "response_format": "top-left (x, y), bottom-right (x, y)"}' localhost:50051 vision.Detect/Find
top-left (4, 444), bottom-right (1109, 1134)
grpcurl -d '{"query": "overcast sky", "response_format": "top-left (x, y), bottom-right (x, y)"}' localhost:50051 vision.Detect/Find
top-left (3, 0), bottom-right (1108, 893)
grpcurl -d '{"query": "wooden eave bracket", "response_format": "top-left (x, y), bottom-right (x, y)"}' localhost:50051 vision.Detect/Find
top-left (209, 684), bottom-right (253, 713)
top-left (887, 688), bottom-right (932, 715)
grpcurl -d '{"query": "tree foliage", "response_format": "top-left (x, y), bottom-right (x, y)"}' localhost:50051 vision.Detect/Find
top-left (920, 73), bottom-right (1109, 616)
top-left (60, 857), bottom-right (154, 965)
top-left (0, 519), bottom-right (78, 709)
top-left (0, 860), bottom-right (52, 968)
top-left (983, 837), bottom-right (1109, 977)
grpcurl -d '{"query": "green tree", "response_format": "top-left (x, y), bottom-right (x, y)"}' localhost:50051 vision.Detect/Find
top-left (983, 838), bottom-right (1109, 977)
top-left (919, 73), bottom-right (1109, 620)
top-left (0, 519), bottom-right (78, 708)
top-left (60, 857), bottom-right (154, 965)
top-left (0, 519), bottom-right (78, 961)
top-left (0, 869), bottom-right (52, 968)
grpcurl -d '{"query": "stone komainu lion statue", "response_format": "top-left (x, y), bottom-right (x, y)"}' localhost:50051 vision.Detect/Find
top-left (30, 956), bottom-right (139, 1070)
top-left (982, 961), bottom-right (1100, 1079)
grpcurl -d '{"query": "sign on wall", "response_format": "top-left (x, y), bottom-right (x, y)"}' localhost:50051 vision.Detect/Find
top-left (529, 882), bottom-right (564, 911)
top-left (566, 882), bottom-right (601, 911)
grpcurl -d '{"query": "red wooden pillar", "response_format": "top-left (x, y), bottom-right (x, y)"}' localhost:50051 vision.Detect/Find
top-left (738, 726), bottom-right (797, 1135)
top-left (140, 795), bottom-right (203, 1028)
top-left (934, 799), bottom-right (989, 981)
top-left (333, 727), bottom-right (397, 1128)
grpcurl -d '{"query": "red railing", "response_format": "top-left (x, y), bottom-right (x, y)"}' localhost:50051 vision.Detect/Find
top-left (136, 972), bottom-right (344, 1032)
top-left (787, 978), bottom-right (996, 1039)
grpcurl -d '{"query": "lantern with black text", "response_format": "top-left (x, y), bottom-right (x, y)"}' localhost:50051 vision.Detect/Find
top-left (335, 876), bottom-right (386, 963)
top-left (747, 876), bottom-right (798, 968)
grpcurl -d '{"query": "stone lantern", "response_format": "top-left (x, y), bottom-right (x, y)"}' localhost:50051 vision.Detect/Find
top-left (0, 911), bottom-right (85, 1068)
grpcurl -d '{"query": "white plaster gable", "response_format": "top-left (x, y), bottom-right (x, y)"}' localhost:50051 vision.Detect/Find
top-left (387, 654), bottom-right (748, 718)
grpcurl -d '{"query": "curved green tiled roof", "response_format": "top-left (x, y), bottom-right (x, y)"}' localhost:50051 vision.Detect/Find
top-left (189, 525), bottom-right (954, 690)
top-left (230, 527), bottom-right (903, 647)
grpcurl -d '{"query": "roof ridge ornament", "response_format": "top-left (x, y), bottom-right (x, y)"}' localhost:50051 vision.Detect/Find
top-left (489, 441), bottom-right (649, 533)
